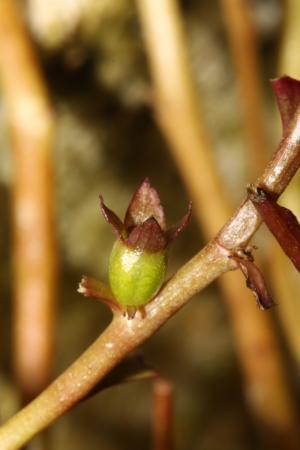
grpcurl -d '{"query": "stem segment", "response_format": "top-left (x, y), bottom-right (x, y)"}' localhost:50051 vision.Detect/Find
top-left (0, 243), bottom-right (230, 450)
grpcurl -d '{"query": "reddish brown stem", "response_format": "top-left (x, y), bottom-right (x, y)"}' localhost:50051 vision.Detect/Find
top-left (152, 378), bottom-right (174, 450)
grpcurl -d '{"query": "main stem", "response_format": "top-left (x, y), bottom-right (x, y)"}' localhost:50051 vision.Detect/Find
top-left (0, 244), bottom-right (230, 450)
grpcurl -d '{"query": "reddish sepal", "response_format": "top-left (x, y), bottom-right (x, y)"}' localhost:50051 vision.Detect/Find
top-left (166, 201), bottom-right (192, 243)
top-left (100, 196), bottom-right (124, 239)
top-left (124, 178), bottom-right (166, 230)
top-left (100, 179), bottom-right (191, 253)
top-left (127, 217), bottom-right (167, 252)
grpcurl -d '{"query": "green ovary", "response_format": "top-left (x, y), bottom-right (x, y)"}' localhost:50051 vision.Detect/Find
top-left (108, 240), bottom-right (167, 308)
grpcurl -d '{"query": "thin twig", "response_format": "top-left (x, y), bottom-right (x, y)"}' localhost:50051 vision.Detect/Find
top-left (152, 378), bottom-right (173, 450)
top-left (0, 80), bottom-right (300, 448)
top-left (135, 0), bottom-right (299, 447)
top-left (0, 0), bottom-right (57, 400)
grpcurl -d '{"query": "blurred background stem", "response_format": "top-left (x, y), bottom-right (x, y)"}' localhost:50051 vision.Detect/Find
top-left (278, 0), bottom-right (300, 78)
top-left (0, 0), bottom-right (57, 402)
top-left (270, 0), bottom-right (300, 371)
top-left (152, 378), bottom-right (173, 450)
top-left (135, 0), bottom-right (299, 448)
top-left (219, 0), bottom-right (268, 177)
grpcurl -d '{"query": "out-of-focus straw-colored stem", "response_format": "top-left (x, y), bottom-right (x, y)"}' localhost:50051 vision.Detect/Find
top-left (271, 0), bottom-right (300, 369)
top-left (278, 0), bottom-right (300, 78)
top-left (0, 0), bottom-right (57, 400)
top-left (219, 0), bottom-right (268, 176)
top-left (135, 0), bottom-right (299, 447)
top-left (272, 242), bottom-right (300, 363)
top-left (152, 378), bottom-right (173, 450)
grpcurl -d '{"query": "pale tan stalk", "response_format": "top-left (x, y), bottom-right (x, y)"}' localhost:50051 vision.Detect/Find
top-left (219, 0), bottom-right (268, 175)
top-left (278, 0), bottom-right (300, 78)
top-left (0, 0), bottom-right (57, 399)
top-left (135, 0), bottom-right (299, 447)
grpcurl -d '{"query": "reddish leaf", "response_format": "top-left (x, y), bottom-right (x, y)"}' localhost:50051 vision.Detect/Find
top-left (166, 201), bottom-right (192, 243)
top-left (250, 188), bottom-right (300, 273)
top-left (271, 76), bottom-right (300, 137)
top-left (232, 255), bottom-right (275, 310)
top-left (124, 178), bottom-right (166, 230)
top-left (127, 217), bottom-right (167, 252)
top-left (100, 195), bottom-right (124, 239)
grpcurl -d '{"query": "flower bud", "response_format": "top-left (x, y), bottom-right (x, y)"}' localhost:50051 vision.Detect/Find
top-left (100, 179), bottom-right (191, 313)
top-left (109, 240), bottom-right (167, 308)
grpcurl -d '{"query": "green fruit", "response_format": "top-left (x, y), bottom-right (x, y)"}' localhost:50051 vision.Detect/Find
top-left (108, 240), bottom-right (167, 308)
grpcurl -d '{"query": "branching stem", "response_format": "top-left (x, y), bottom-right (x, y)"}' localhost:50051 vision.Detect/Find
top-left (0, 97), bottom-right (300, 449)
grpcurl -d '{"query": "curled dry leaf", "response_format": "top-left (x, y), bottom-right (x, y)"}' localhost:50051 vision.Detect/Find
top-left (231, 251), bottom-right (275, 310)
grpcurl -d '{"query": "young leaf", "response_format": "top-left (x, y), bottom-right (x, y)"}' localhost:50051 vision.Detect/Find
top-left (249, 188), bottom-right (300, 273)
top-left (271, 76), bottom-right (300, 137)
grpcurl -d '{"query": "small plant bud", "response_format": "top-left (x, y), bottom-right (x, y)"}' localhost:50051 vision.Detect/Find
top-left (100, 179), bottom-right (192, 313)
